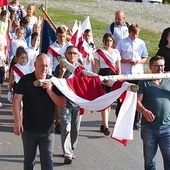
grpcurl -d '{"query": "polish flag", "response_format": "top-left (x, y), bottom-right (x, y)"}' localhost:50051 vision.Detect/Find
top-left (51, 67), bottom-right (137, 146)
top-left (72, 20), bottom-right (78, 35)
top-left (71, 16), bottom-right (93, 50)
top-left (0, 0), bottom-right (8, 7)
top-left (82, 16), bottom-right (93, 43)
top-left (71, 22), bottom-right (83, 47)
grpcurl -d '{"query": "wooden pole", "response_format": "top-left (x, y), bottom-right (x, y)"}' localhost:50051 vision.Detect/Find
top-left (39, 4), bottom-right (57, 30)
top-left (57, 56), bottom-right (140, 92)
top-left (58, 55), bottom-right (170, 81)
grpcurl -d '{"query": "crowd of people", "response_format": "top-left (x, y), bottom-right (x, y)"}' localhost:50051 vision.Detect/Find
top-left (1, 0), bottom-right (170, 169)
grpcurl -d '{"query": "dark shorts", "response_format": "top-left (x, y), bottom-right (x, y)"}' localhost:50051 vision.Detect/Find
top-left (99, 68), bottom-right (116, 93)
top-left (0, 67), bottom-right (4, 84)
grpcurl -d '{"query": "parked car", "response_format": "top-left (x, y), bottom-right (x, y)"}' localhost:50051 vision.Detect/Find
top-left (142, 0), bottom-right (162, 3)
top-left (116, 0), bottom-right (162, 3)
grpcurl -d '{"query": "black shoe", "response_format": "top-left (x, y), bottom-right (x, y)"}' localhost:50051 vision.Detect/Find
top-left (55, 124), bottom-right (61, 134)
top-left (133, 123), bottom-right (141, 130)
top-left (100, 125), bottom-right (104, 132)
top-left (133, 125), bottom-right (141, 130)
top-left (103, 128), bottom-right (110, 136)
top-left (64, 157), bottom-right (72, 164)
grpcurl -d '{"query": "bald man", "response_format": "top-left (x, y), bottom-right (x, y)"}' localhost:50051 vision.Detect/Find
top-left (12, 53), bottom-right (66, 169)
top-left (106, 10), bottom-right (130, 44)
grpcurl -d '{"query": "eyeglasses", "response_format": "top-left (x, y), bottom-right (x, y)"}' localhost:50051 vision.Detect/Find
top-left (67, 52), bottom-right (78, 55)
top-left (152, 65), bottom-right (165, 69)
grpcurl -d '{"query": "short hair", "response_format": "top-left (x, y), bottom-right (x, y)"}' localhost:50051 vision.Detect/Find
top-left (56, 26), bottom-right (67, 35)
top-left (149, 55), bottom-right (165, 66)
top-left (84, 29), bottom-right (91, 34)
top-left (31, 32), bottom-right (38, 41)
top-left (65, 45), bottom-right (77, 53)
top-left (20, 16), bottom-right (30, 26)
top-left (102, 33), bottom-right (116, 48)
top-left (128, 24), bottom-right (140, 34)
top-left (0, 10), bottom-right (7, 17)
top-left (36, 53), bottom-right (50, 61)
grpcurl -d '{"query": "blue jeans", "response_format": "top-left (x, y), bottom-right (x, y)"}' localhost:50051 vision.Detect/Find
top-left (22, 131), bottom-right (55, 170)
top-left (59, 106), bottom-right (80, 157)
top-left (141, 125), bottom-right (170, 170)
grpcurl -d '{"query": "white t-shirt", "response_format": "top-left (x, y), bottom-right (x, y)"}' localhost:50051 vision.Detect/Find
top-left (11, 38), bottom-right (27, 56)
top-left (95, 47), bottom-right (121, 69)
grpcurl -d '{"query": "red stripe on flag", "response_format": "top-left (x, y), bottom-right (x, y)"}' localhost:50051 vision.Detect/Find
top-left (71, 30), bottom-right (78, 46)
top-left (0, 0), bottom-right (8, 7)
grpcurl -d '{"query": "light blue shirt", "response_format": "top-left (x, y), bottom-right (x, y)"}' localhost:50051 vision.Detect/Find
top-left (106, 22), bottom-right (129, 44)
top-left (116, 36), bottom-right (148, 74)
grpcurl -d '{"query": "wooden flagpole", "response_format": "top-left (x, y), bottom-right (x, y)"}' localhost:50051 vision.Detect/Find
top-left (39, 4), bottom-right (57, 30)
top-left (58, 55), bottom-right (170, 81)
top-left (56, 55), bottom-right (170, 92)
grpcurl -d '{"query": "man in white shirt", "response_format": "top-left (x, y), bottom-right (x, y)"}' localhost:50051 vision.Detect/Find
top-left (47, 26), bottom-right (71, 76)
top-left (106, 10), bottom-right (129, 44)
top-left (116, 23), bottom-right (148, 130)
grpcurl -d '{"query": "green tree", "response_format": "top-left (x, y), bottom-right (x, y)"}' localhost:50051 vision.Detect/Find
top-left (163, 0), bottom-right (170, 4)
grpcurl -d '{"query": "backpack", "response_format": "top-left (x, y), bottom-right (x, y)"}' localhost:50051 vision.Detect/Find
top-left (110, 22), bottom-right (130, 35)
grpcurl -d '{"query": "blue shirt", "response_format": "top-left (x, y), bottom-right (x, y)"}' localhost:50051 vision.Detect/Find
top-left (138, 79), bottom-right (170, 127)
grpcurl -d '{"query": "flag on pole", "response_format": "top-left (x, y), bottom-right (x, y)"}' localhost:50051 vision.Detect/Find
top-left (0, 0), bottom-right (8, 7)
top-left (51, 77), bottom-right (136, 145)
top-left (72, 20), bottom-right (78, 35)
top-left (81, 16), bottom-right (93, 42)
top-left (41, 19), bottom-right (56, 54)
top-left (82, 16), bottom-right (91, 32)
top-left (71, 22), bottom-right (83, 47)
top-left (50, 66), bottom-right (137, 146)
top-left (71, 16), bottom-right (94, 58)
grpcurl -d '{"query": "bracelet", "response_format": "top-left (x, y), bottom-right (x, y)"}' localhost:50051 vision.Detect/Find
top-left (141, 108), bottom-right (146, 113)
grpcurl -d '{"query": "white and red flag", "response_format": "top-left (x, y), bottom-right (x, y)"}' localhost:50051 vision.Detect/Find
top-left (51, 67), bottom-right (136, 146)
top-left (81, 16), bottom-right (93, 43)
top-left (71, 16), bottom-right (94, 54)
top-left (0, 0), bottom-right (8, 7)
top-left (72, 20), bottom-right (78, 35)
top-left (71, 22), bottom-right (83, 47)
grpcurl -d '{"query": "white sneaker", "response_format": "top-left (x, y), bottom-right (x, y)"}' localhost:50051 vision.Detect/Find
top-left (0, 102), bottom-right (2, 107)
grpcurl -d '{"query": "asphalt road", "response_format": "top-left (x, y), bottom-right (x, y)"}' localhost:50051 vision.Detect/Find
top-left (0, 80), bottom-right (164, 170)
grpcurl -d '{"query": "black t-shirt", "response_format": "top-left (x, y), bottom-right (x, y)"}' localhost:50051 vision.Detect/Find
top-left (15, 72), bottom-right (63, 133)
top-left (157, 46), bottom-right (170, 71)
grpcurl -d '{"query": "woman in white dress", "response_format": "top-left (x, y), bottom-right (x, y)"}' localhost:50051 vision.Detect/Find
top-left (94, 33), bottom-right (121, 135)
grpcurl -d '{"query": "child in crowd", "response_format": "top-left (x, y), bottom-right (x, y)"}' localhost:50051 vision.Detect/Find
top-left (0, 39), bottom-right (7, 107)
top-left (8, 46), bottom-right (32, 103)
top-left (8, 0), bottom-right (26, 21)
top-left (20, 16), bottom-right (31, 46)
top-left (8, 19), bottom-right (20, 63)
top-left (0, 10), bottom-right (7, 60)
top-left (11, 27), bottom-right (27, 61)
top-left (25, 4), bottom-right (37, 32)
top-left (26, 32), bottom-right (39, 71)
top-left (81, 29), bottom-right (96, 72)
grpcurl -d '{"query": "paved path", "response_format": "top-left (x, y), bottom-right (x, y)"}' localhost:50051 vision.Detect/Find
top-left (0, 80), bottom-right (163, 170)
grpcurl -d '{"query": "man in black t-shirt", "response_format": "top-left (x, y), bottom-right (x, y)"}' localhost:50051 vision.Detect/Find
top-left (12, 53), bottom-right (66, 170)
